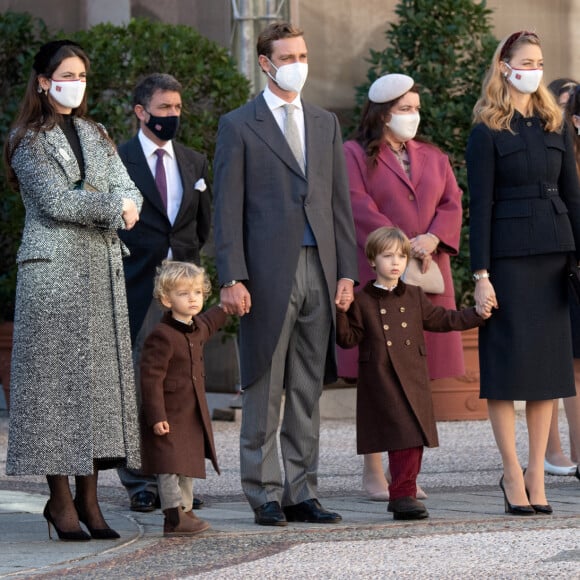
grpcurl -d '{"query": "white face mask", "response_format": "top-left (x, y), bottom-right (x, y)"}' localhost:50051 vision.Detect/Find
top-left (49, 79), bottom-right (86, 109)
top-left (386, 112), bottom-right (420, 142)
top-left (266, 59), bottom-right (308, 93)
top-left (505, 64), bottom-right (543, 94)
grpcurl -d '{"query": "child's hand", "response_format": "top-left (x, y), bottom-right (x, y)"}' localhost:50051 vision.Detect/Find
top-left (335, 279), bottom-right (354, 312)
top-left (153, 421), bottom-right (170, 436)
top-left (476, 304), bottom-right (493, 319)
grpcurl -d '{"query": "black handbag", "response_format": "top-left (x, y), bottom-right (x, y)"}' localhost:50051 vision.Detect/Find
top-left (567, 255), bottom-right (580, 303)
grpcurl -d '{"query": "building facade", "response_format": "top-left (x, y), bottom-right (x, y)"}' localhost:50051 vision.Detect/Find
top-left (2, 0), bottom-right (578, 115)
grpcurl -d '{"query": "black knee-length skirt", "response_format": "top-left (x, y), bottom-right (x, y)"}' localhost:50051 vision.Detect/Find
top-left (479, 253), bottom-right (576, 401)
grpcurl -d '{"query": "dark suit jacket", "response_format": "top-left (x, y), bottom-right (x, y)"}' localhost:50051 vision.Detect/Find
top-left (118, 135), bottom-right (211, 342)
top-left (213, 93), bottom-right (358, 387)
top-left (467, 113), bottom-right (580, 271)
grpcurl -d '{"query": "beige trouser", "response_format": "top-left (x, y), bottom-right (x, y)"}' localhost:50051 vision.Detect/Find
top-left (157, 473), bottom-right (194, 511)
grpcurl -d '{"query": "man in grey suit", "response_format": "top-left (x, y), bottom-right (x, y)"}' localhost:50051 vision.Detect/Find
top-left (213, 21), bottom-right (358, 526)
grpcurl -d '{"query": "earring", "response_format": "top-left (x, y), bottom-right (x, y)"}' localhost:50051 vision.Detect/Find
top-left (503, 72), bottom-right (508, 78)
top-left (37, 85), bottom-right (43, 93)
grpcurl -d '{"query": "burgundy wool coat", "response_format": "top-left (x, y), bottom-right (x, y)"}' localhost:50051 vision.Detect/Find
top-left (139, 307), bottom-right (227, 478)
top-left (338, 139), bottom-right (464, 380)
top-left (336, 281), bottom-right (483, 454)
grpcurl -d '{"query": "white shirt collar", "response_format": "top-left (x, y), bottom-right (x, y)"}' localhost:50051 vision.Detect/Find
top-left (138, 129), bottom-right (175, 159)
top-left (263, 85), bottom-right (303, 113)
top-left (374, 281), bottom-right (398, 292)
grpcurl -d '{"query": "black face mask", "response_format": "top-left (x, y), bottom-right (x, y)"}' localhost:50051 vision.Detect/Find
top-left (145, 111), bottom-right (179, 141)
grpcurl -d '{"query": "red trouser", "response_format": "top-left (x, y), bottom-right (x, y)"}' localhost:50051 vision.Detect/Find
top-left (388, 446), bottom-right (424, 500)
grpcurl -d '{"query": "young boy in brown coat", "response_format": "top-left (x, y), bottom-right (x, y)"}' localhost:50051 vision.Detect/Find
top-left (336, 227), bottom-right (490, 520)
top-left (139, 260), bottom-right (227, 536)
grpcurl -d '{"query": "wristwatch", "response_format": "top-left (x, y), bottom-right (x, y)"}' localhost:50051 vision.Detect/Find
top-left (472, 272), bottom-right (490, 281)
top-left (221, 280), bottom-right (239, 288)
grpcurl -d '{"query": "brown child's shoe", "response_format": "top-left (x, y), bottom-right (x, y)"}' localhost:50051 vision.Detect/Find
top-left (387, 496), bottom-right (429, 520)
top-left (163, 507), bottom-right (210, 536)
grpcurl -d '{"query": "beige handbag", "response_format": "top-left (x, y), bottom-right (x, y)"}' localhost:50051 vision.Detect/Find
top-left (402, 257), bottom-right (444, 294)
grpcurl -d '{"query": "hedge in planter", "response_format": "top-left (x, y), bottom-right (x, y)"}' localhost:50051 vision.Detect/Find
top-left (68, 18), bottom-right (250, 157)
top-left (0, 12), bottom-right (50, 322)
top-left (0, 15), bottom-right (250, 324)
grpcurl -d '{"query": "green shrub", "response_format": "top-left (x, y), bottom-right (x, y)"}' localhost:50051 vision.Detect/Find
top-left (0, 14), bottom-right (250, 322)
top-left (0, 12), bottom-right (50, 321)
top-left (68, 18), bottom-right (250, 156)
top-left (350, 0), bottom-right (497, 306)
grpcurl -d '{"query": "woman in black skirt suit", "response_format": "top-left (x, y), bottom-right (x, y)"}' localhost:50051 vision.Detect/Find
top-left (467, 31), bottom-right (580, 515)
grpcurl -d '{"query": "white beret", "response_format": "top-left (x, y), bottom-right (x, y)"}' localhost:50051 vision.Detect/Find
top-left (368, 74), bottom-right (414, 103)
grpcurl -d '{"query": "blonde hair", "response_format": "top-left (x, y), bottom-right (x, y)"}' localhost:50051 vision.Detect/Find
top-left (153, 260), bottom-right (212, 306)
top-left (473, 31), bottom-right (562, 132)
top-left (365, 226), bottom-right (411, 264)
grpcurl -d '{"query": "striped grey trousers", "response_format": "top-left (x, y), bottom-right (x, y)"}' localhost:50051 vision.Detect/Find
top-left (240, 247), bottom-right (332, 508)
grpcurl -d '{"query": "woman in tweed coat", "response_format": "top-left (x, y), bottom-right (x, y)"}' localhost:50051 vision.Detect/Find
top-left (3, 40), bottom-right (142, 540)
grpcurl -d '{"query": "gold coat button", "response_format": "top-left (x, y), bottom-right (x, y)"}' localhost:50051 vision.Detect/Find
top-left (401, 322), bottom-right (407, 328)
top-left (387, 340), bottom-right (393, 346)
top-left (380, 308), bottom-right (387, 314)
top-left (405, 339), bottom-right (411, 345)
top-left (400, 307), bottom-right (406, 313)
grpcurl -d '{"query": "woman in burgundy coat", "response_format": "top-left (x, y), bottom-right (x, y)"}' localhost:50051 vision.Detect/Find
top-left (338, 74), bottom-right (463, 500)
top-left (140, 260), bottom-right (226, 535)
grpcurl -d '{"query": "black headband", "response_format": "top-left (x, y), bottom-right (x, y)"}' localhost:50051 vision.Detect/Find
top-left (33, 39), bottom-right (83, 74)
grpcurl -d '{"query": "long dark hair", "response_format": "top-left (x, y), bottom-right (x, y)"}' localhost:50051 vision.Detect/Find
top-left (566, 85), bottom-right (580, 172)
top-left (3, 41), bottom-right (109, 190)
top-left (353, 85), bottom-right (419, 166)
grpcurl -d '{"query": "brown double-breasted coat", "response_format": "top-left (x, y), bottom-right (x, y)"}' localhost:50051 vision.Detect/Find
top-left (337, 281), bottom-right (483, 454)
top-left (140, 307), bottom-right (226, 477)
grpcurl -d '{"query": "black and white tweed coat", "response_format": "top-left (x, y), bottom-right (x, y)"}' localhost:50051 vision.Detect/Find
top-left (6, 118), bottom-right (143, 475)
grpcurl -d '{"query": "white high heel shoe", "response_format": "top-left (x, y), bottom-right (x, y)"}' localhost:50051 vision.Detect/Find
top-left (544, 458), bottom-right (578, 476)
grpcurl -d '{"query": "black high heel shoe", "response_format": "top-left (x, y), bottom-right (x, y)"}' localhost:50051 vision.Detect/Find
top-left (499, 476), bottom-right (535, 516)
top-left (522, 468), bottom-right (553, 515)
top-left (74, 500), bottom-right (120, 540)
top-left (43, 501), bottom-right (91, 541)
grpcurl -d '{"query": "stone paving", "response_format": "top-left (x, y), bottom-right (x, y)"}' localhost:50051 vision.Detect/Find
top-left (0, 403), bottom-right (579, 578)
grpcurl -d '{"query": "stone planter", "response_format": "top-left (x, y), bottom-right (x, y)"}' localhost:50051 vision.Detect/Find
top-left (0, 321), bottom-right (13, 409)
top-left (430, 327), bottom-right (488, 421)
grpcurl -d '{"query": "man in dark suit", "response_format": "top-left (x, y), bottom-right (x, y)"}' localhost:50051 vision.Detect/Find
top-left (117, 73), bottom-right (211, 512)
top-left (213, 22), bottom-right (358, 526)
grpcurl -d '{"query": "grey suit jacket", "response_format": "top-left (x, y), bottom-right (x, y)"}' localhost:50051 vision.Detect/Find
top-left (213, 93), bottom-right (358, 387)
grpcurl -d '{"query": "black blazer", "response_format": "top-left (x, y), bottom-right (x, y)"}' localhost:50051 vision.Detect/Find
top-left (467, 114), bottom-right (580, 271)
top-left (118, 135), bottom-right (211, 342)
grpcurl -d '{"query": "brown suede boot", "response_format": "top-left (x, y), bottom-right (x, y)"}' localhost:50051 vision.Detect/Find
top-left (163, 507), bottom-right (210, 536)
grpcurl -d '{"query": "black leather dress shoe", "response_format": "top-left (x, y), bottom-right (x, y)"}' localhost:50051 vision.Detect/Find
top-left (283, 499), bottom-right (342, 524)
top-left (387, 496), bottom-right (429, 520)
top-left (130, 491), bottom-right (158, 513)
top-left (192, 497), bottom-right (204, 510)
top-left (254, 501), bottom-right (288, 526)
